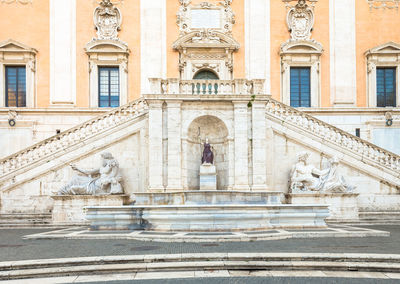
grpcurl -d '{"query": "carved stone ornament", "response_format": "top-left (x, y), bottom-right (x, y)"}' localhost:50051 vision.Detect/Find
top-left (286, 0), bottom-right (314, 41)
top-left (93, 0), bottom-right (122, 41)
top-left (176, 0), bottom-right (235, 36)
top-left (367, 0), bottom-right (400, 10)
top-left (1, 0), bottom-right (32, 4)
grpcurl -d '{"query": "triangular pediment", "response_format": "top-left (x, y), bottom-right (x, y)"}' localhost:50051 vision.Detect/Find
top-left (0, 39), bottom-right (37, 54)
top-left (85, 39), bottom-right (129, 54)
top-left (280, 39), bottom-right (323, 55)
top-left (173, 31), bottom-right (240, 51)
top-left (365, 42), bottom-right (400, 55)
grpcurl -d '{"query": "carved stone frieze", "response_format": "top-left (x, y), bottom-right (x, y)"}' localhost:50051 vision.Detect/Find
top-left (367, 0), bottom-right (400, 10)
top-left (0, 0), bottom-right (32, 4)
top-left (93, 0), bottom-right (122, 41)
top-left (176, 0), bottom-right (235, 35)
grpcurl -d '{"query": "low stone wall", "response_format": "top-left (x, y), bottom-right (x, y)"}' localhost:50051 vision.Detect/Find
top-left (51, 195), bottom-right (130, 225)
top-left (85, 204), bottom-right (329, 231)
top-left (286, 193), bottom-right (359, 221)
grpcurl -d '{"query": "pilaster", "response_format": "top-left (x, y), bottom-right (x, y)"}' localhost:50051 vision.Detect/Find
top-left (148, 100), bottom-right (164, 191)
top-left (166, 101), bottom-right (183, 191)
top-left (233, 102), bottom-right (250, 190)
top-left (251, 102), bottom-right (268, 190)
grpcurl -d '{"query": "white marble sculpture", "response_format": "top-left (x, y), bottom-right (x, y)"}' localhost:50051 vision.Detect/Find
top-left (290, 152), bottom-right (355, 193)
top-left (58, 152), bottom-right (123, 195)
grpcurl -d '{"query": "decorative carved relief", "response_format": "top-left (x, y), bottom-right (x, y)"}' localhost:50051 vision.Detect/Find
top-left (176, 0), bottom-right (235, 35)
top-left (367, 0), bottom-right (400, 10)
top-left (286, 0), bottom-right (315, 41)
top-left (93, 0), bottom-right (122, 41)
top-left (0, 0), bottom-right (32, 4)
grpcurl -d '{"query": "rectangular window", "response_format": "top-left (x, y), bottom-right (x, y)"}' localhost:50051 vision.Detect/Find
top-left (290, 67), bottom-right (310, 107)
top-left (377, 67), bottom-right (396, 107)
top-left (5, 66), bottom-right (26, 107)
top-left (98, 67), bottom-right (119, 108)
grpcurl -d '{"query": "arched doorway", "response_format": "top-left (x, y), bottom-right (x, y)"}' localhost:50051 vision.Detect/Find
top-left (186, 115), bottom-right (229, 190)
top-left (192, 70), bottom-right (219, 94)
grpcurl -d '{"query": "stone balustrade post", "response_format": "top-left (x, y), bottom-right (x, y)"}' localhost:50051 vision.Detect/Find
top-left (148, 78), bottom-right (162, 94)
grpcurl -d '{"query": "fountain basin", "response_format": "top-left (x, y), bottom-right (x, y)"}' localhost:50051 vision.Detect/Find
top-left (85, 204), bottom-right (329, 231)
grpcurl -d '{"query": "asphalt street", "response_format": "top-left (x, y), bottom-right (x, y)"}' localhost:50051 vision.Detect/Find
top-left (0, 225), bottom-right (398, 262)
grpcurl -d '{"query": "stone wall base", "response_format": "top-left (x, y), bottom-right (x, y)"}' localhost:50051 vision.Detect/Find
top-left (286, 193), bottom-right (359, 221)
top-left (51, 195), bottom-right (130, 225)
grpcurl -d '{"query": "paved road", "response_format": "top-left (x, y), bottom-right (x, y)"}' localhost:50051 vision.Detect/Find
top-left (0, 225), bottom-right (398, 262)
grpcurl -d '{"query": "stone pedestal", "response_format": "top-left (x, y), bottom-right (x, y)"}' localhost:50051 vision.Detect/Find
top-left (287, 193), bottom-right (359, 221)
top-left (200, 163), bottom-right (217, 190)
top-left (51, 195), bottom-right (129, 225)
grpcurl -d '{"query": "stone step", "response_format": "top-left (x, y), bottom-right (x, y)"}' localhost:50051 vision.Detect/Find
top-left (1, 253), bottom-right (400, 280)
top-left (0, 213), bottom-right (52, 227)
top-left (359, 211), bottom-right (400, 221)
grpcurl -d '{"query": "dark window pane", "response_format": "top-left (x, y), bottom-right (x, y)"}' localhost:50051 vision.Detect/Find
top-left (98, 67), bottom-right (119, 107)
top-left (6, 66), bottom-right (26, 107)
top-left (290, 67), bottom-right (310, 107)
top-left (376, 67), bottom-right (396, 107)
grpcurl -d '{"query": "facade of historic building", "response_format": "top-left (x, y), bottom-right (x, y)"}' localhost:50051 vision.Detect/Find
top-left (0, 0), bottom-right (399, 156)
top-left (0, 0), bottom-right (399, 224)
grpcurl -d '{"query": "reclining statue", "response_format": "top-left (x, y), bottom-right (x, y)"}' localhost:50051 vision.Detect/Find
top-left (290, 152), bottom-right (355, 193)
top-left (58, 152), bottom-right (123, 195)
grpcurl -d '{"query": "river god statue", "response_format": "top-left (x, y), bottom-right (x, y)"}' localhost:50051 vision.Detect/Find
top-left (58, 152), bottom-right (123, 195)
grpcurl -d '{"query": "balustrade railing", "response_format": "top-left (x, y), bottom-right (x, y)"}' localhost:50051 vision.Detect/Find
top-left (149, 78), bottom-right (265, 95)
top-left (0, 98), bottom-right (148, 177)
top-left (265, 98), bottom-right (400, 173)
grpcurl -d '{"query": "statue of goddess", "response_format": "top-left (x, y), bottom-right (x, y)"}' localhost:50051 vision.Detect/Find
top-left (58, 152), bottom-right (123, 195)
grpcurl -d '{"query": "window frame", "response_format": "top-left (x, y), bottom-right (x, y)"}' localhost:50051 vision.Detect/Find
top-left (290, 67), bottom-right (311, 108)
top-left (5, 65), bottom-right (27, 108)
top-left (376, 67), bottom-right (397, 107)
top-left (98, 66), bottom-right (120, 108)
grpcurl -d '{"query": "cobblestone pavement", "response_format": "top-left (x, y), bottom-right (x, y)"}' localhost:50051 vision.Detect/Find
top-left (0, 225), bottom-right (398, 262)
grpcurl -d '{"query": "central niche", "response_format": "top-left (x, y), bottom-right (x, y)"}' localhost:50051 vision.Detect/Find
top-left (187, 115), bottom-right (229, 190)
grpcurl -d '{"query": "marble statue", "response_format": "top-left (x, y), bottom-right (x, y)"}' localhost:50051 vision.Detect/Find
top-left (289, 152), bottom-right (324, 192)
top-left (319, 157), bottom-right (355, 193)
top-left (290, 152), bottom-right (355, 193)
top-left (201, 138), bottom-right (214, 164)
top-left (58, 152), bottom-right (123, 195)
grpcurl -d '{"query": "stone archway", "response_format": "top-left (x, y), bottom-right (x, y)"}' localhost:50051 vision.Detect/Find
top-left (187, 115), bottom-right (229, 190)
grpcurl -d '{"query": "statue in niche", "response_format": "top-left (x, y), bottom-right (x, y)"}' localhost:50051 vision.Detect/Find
top-left (58, 152), bottom-right (123, 195)
top-left (290, 152), bottom-right (355, 193)
top-left (201, 138), bottom-right (214, 164)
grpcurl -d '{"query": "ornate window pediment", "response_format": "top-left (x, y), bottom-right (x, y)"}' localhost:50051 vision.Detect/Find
top-left (0, 39), bottom-right (37, 57)
top-left (280, 39), bottom-right (322, 55)
top-left (365, 42), bottom-right (400, 55)
top-left (174, 0), bottom-right (238, 80)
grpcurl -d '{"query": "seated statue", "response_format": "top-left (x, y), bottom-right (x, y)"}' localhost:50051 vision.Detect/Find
top-left (201, 138), bottom-right (214, 165)
top-left (58, 152), bottom-right (123, 195)
top-left (290, 152), bottom-right (355, 193)
top-left (290, 152), bottom-right (325, 192)
top-left (319, 157), bottom-right (355, 193)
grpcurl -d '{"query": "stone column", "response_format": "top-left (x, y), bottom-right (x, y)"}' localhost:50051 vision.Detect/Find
top-left (233, 102), bottom-right (250, 190)
top-left (251, 102), bottom-right (268, 190)
top-left (166, 101), bottom-right (183, 191)
top-left (148, 100), bottom-right (164, 191)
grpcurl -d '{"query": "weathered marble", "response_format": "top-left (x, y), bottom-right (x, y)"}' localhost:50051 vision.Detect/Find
top-left (52, 195), bottom-right (129, 225)
top-left (199, 164), bottom-right (217, 190)
top-left (85, 204), bottom-right (330, 231)
top-left (287, 193), bottom-right (359, 221)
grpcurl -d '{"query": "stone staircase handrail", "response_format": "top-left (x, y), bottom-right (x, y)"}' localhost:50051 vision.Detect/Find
top-left (265, 98), bottom-right (400, 173)
top-left (0, 98), bottom-right (148, 178)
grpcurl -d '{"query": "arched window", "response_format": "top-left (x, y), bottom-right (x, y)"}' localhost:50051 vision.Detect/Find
top-left (192, 70), bottom-right (219, 95)
top-left (193, 70), bottom-right (219, 80)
